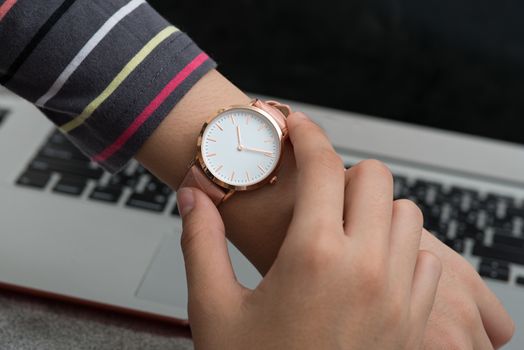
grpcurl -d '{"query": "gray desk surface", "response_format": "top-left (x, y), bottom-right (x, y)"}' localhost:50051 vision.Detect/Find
top-left (0, 290), bottom-right (194, 349)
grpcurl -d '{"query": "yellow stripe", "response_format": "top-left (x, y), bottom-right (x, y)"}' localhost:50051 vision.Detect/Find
top-left (60, 26), bottom-right (179, 133)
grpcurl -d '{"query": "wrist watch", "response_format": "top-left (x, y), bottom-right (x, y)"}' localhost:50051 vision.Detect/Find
top-left (179, 99), bottom-right (291, 206)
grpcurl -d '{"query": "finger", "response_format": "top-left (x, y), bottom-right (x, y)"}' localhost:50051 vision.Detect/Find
top-left (178, 187), bottom-right (243, 310)
top-left (475, 283), bottom-right (515, 348)
top-left (409, 250), bottom-right (442, 330)
top-left (420, 229), bottom-right (514, 348)
top-left (389, 199), bottom-right (424, 291)
top-left (287, 112), bottom-right (345, 234)
top-left (474, 324), bottom-right (496, 350)
top-left (343, 160), bottom-right (394, 254)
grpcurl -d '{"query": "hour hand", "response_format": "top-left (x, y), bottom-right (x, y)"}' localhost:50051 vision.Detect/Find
top-left (236, 126), bottom-right (243, 150)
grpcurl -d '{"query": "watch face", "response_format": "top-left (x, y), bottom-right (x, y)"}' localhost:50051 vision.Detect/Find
top-left (200, 107), bottom-right (282, 188)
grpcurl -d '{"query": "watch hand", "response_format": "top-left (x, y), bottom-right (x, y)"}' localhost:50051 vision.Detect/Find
top-left (236, 126), bottom-right (243, 151)
top-left (242, 146), bottom-right (274, 155)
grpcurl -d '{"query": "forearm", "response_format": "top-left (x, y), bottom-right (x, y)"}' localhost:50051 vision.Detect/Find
top-left (136, 69), bottom-right (296, 273)
top-left (1, 1), bottom-right (216, 174)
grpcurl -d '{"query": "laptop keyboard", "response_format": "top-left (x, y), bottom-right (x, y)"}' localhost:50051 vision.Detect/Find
top-left (392, 175), bottom-right (524, 284)
top-left (16, 130), bottom-right (177, 214)
top-left (15, 130), bottom-right (524, 287)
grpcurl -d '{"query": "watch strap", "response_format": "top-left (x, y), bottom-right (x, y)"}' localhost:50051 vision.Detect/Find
top-left (252, 99), bottom-right (290, 133)
top-left (179, 164), bottom-right (226, 206)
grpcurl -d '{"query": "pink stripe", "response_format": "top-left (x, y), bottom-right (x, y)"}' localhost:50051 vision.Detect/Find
top-left (0, 0), bottom-right (18, 22)
top-left (93, 53), bottom-right (209, 163)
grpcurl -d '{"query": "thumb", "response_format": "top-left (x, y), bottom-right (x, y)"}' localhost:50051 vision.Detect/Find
top-left (177, 187), bottom-right (241, 309)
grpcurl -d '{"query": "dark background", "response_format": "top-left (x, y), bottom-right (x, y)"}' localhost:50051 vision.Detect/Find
top-left (149, 0), bottom-right (524, 146)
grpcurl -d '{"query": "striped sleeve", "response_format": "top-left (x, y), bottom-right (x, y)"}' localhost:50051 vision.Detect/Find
top-left (0, 0), bottom-right (216, 173)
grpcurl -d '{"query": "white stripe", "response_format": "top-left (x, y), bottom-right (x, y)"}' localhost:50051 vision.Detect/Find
top-left (36, 0), bottom-right (146, 107)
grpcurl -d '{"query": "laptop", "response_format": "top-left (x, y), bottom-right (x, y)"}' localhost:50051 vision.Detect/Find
top-left (1, 0), bottom-right (523, 348)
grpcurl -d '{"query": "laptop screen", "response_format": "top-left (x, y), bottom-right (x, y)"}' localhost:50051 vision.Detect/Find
top-left (150, 0), bottom-right (524, 146)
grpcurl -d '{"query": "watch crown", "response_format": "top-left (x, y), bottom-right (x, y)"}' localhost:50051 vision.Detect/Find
top-left (270, 176), bottom-right (278, 185)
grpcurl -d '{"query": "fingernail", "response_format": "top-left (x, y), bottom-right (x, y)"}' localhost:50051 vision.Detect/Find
top-left (177, 187), bottom-right (195, 217)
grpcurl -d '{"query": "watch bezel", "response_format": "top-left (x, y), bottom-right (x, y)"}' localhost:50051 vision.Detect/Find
top-left (196, 104), bottom-right (285, 192)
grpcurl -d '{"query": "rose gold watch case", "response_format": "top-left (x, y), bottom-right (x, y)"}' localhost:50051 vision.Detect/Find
top-left (195, 102), bottom-right (287, 192)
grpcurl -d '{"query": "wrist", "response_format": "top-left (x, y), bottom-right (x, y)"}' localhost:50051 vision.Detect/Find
top-left (135, 70), bottom-right (251, 187)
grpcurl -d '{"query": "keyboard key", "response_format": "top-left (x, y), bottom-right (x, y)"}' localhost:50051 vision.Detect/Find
top-left (39, 145), bottom-right (88, 162)
top-left (455, 222), bottom-right (484, 242)
top-left (48, 131), bottom-right (69, 146)
top-left (30, 157), bottom-right (103, 179)
top-left (410, 180), bottom-right (443, 204)
top-left (492, 228), bottom-right (515, 237)
top-left (418, 203), bottom-right (442, 225)
top-left (507, 207), bottom-right (524, 220)
top-left (145, 178), bottom-right (172, 195)
top-left (448, 186), bottom-right (479, 197)
top-left (452, 209), bottom-right (478, 227)
top-left (480, 258), bottom-right (509, 269)
top-left (482, 194), bottom-right (515, 218)
top-left (53, 176), bottom-right (88, 196)
top-left (485, 193), bottom-right (515, 206)
top-left (447, 186), bottom-right (480, 210)
top-left (478, 264), bottom-right (510, 282)
top-left (493, 234), bottom-right (524, 249)
top-left (0, 108), bottom-right (8, 126)
top-left (487, 216), bottom-right (514, 232)
top-left (472, 244), bottom-right (524, 266)
top-left (393, 175), bottom-right (409, 199)
top-left (89, 186), bottom-right (122, 203)
top-left (108, 173), bottom-right (138, 189)
top-left (126, 193), bottom-right (167, 212)
top-left (16, 170), bottom-right (51, 189)
top-left (516, 276), bottom-right (524, 286)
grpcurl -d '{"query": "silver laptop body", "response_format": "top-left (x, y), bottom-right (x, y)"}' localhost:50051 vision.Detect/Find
top-left (0, 89), bottom-right (522, 347)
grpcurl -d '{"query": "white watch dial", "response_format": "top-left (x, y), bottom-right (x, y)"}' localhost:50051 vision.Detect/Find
top-left (201, 108), bottom-right (282, 187)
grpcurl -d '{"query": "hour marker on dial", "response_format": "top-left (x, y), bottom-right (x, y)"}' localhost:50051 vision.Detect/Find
top-left (215, 165), bottom-right (223, 172)
top-left (207, 153), bottom-right (216, 157)
top-left (230, 171), bottom-right (235, 181)
top-left (246, 171), bottom-right (250, 181)
top-left (216, 123), bottom-right (223, 131)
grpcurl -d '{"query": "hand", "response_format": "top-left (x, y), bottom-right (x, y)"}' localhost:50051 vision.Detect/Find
top-left (138, 71), bottom-right (514, 349)
top-left (177, 112), bottom-right (442, 350)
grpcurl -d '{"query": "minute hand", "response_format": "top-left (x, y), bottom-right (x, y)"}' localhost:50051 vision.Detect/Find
top-left (242, 146), bottom-right (273, 155)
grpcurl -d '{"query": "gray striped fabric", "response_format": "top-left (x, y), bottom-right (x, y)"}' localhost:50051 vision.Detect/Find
top-left (0, 0), bottom-right (216, 173)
